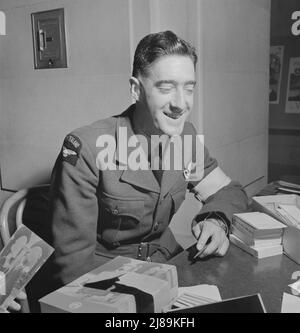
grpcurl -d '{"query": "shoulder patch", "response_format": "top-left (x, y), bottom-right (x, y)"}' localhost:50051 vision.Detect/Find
top-left (62, 134), bottom-right (82, 166)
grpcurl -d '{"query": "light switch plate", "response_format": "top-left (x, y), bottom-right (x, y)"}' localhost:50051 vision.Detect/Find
top-left (31, 8), bottom-right (67, 69)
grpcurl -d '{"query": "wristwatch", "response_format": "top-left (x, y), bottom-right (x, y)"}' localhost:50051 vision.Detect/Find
top-left (204, 218), bottom-right (228, 235)
top-left (193, 211), bottom-right (230, 236)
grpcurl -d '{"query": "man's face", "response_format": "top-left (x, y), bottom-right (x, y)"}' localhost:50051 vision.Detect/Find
top-left (138, 55), bottom-right (196, 137)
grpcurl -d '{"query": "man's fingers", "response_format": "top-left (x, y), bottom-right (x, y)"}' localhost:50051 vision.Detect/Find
top-left (16, 291), bottom-right (27, 301)
top-left (216, 238), bottom-right (230, 257)
top-left (198, 238), bottom-right (219, 258)
top-left (192, 219), bottom-right (229, 260)
top-left (196, 225), bottom-right (212, 252)
top-left (7, 300), bottom-right (21, 312)
top-left (5, 291), bottom-right (27, 312)
top-left (192, 219), bottom-right (230, 259)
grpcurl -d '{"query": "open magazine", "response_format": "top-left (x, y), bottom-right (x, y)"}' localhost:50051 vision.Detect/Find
top-left (0, 225), bottom-right (54, 312)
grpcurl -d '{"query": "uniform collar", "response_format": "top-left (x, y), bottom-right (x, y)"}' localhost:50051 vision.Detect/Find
top-left (115, 105), bottom-right (186, 196)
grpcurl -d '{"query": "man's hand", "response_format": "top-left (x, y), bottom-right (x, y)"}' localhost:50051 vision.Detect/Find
top-left (192, 219), bottom-right (229, 259)
top-left (5, 291), bottom-right (27, 313)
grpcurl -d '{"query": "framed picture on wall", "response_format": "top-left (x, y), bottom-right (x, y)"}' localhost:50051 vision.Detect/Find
top-left (269, 45), bottom-right (284, 104)
top-left (285, 57), bottom-right (300, 114)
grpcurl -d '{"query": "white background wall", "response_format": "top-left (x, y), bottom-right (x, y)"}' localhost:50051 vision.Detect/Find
top-left (202, 0), bottom-right (270, 196)
top-left (0, 0), bottom-right (270, 208)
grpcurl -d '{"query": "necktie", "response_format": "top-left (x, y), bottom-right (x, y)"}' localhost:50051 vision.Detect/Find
top-left (152, 143), bottom-right (163, 185)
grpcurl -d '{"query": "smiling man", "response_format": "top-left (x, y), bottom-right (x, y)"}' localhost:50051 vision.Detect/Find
top-left (48, 31), bottom-right (249, 288)
top-left (130, 51), bottom-right (195, 137)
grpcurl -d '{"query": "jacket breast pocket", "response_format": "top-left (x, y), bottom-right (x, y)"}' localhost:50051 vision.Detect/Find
top-left (170, 185), bottom-right (187, 215)
top-left (99, 194), bottom-right (144, 243)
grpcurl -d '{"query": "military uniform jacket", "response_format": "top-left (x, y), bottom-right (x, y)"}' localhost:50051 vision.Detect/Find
top-left (49, 105), bottom-right (248, 285)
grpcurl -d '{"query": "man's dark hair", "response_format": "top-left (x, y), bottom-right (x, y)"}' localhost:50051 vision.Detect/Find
top-left (132, 30), bottom-right (198, 78)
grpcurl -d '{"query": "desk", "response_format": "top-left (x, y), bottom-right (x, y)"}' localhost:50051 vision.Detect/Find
top-left (168, 244), bottom-right (300, 313)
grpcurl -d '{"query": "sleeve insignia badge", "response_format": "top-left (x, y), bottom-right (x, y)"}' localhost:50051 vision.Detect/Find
top-left (61, 134), bottom-right (82, 166)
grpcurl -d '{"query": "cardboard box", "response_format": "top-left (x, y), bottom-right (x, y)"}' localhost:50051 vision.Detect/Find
top-left (39, 286), bottom-right (136, 313)
top-left (39, 256), bottom-right (178, 313)
top-left (252, 194), bottom-right (300, 264)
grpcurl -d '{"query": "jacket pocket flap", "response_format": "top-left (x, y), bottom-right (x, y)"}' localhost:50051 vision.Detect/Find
top-left (101, 195), bottom-right (144, 222)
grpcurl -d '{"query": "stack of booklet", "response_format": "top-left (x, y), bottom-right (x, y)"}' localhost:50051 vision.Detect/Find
top-left (276, 180), bottom-right (300, 196)
top-left (230, 212), bottom-right (287, 259)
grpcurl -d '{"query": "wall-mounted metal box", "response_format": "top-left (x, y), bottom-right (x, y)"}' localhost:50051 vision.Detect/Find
top-left (31, 8), bottom-right (67, 69)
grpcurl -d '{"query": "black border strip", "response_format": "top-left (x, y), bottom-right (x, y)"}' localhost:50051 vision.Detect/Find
top-left (269, 128), bottom-right (300, 136)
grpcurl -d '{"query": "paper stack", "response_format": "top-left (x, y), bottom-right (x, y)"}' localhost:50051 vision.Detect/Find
top-left (171, 285), bottom-right (221, 310)
top-left (252, 194), bottom-right (300, 264)
top-left (277, 180), bottom-right (300, 195)
top-left (230, 212), bottom-right (287, 259)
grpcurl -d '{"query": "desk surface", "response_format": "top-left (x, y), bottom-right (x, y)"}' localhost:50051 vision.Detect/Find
top-left (168, 244), bottom-right (300, 313)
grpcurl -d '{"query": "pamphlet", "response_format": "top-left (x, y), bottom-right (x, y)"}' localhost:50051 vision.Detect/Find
top-left (0, 225), bottom-right (54, 312)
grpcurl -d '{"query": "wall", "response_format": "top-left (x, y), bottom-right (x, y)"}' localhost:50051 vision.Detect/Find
top-left (201, 0), bottom-right (270, 196)
top-left (268, 0), bottom-right (300, 182)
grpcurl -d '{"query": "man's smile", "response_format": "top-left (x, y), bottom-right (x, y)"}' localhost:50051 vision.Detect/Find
top-left (163, 109), bottom-right (186, 120)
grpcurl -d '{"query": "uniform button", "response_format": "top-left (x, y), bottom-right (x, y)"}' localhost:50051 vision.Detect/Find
top-left (112, 208), bottom-right (119, 215)
top-left (153, 222), bottom-right (159, 231)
